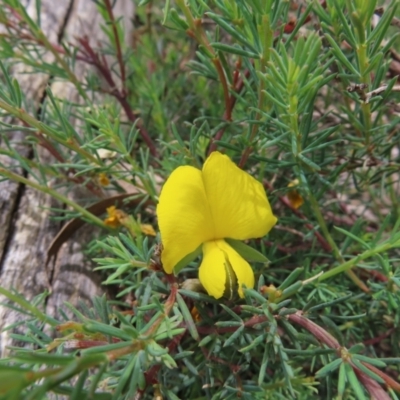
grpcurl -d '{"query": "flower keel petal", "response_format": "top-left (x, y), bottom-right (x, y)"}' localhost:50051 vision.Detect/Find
top-left (221, 240), bottom-right (255, 298)
top-left (199, 240), bottom-right (254, 299)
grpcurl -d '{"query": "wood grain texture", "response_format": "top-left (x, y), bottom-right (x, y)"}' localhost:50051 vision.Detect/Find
top-left (0, 0), bottom-right (135, 357)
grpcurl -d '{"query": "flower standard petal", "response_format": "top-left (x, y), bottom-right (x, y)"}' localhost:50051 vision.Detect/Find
top-left (199, 240), bottom-right (254, 299)
top-left (202, 152), bottom-right (277, 240)
top-left (157, 166), bottom-right (214, 273)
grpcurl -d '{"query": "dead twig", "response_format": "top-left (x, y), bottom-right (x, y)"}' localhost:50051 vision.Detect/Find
top-left (347, 83), bottom-right (400, 104)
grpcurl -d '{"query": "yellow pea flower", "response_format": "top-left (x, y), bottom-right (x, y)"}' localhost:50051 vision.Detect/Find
top-left (104, 206), bottom-right (123, 228)
top-left (157, 152), bottom-right (277, 299)
top-left (104, 206), bottom-right (157, 236)
top-left (98, 172), bottom-right (110, 186)
top-left (287, 179), bottom-right (304, 209)
top-left (140, 223), bottom-right (156, 236)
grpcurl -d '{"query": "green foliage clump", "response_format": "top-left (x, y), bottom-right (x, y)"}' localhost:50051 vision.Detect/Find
top-left (0, 0), bottom-right (400, 399)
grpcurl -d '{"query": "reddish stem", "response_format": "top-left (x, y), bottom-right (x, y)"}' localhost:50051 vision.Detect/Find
top-left (263, 240), bottom-right (313, 254)
top-left (363, 328), bottom-right (394, 346)
top-left (32, 131), bottom-right (105, 198)
top-left (287, 311), bottom-right (341, 349)
top-left (143, 328), bottom-right (186, 387)
top-left (3, 7), bottom-right (158, 157)
top-left (103, 0), bottom-right (126, 92)
top-left (361, 362), bottom-right (400, 392)
top-left (78, 37), bottom-right (158, 157)
top-left (212, 58), bottom-right (231, 119)
top-left (353, 367), bottom-right (391, 400)
top-left (288, 312), bottom-right (399, 395)
top-left (208, 69), bottom-right (250, 155)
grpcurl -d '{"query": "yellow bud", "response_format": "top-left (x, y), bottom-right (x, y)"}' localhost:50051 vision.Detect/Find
top-left (287, 179), bottom-right (304, 209)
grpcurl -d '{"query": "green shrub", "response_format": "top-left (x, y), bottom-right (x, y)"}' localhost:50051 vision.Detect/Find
top-left (0, 0), bottom-right (400, 399)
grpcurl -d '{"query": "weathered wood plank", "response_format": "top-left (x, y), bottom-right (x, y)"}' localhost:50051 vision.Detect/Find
top-left (0, 0), bottom-right (76, 356)
top-left (0, 0), bottom-right (135, 357)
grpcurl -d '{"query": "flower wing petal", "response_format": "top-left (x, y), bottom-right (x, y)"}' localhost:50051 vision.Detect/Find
top-left (157, 166), bottom-right (214, 273)
top-left (199, 240), bottom-right (254, 299)
top-left (199, 240), bottom-right (227, 299)
top-left (202, 152), bottom-right (277, 240)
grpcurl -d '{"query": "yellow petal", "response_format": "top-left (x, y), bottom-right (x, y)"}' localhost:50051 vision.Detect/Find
top-left (140, 224), bottom-right (156, 236)
top-left (287, 189), bottom-right (304, 209)
top-left (104, 206), bottom-right (121, 228)
top-left (202, 152), bottom-right (277, 240)
top-left (198, 241), bottom-right (226, 299)
top-left (157, 166), bottom-right (214, 273)
top-left (287, 178), bottom-right (300, 188)
top-left (222, 240), bottom-right (255, 298)
top-left (287, 179), bottom-right (304, 209)
top-left (104, 216), bottom-right (120, 228)
top-left (199, 240), bottom-right (254, 299)
top-left (98, 172), bottom-right (110, 186)
top-left (106, 206), bottom-right (117, 216)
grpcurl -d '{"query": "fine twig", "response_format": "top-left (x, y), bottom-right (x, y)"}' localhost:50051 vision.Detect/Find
top-left (103, 0), bottom-right (127, 93)
top-left (77, 37), bottom-right (158, 157)
top-left (347, 83), bottom-right (400, 103)
top-left (208, 67), bottom-right (250, 155)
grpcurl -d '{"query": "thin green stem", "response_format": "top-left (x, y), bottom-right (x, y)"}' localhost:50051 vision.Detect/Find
top-left (318, 238), bottom-right (399, 281)
top-left (0, 168), bottom-right (109, 229)
top-left (0, 287), bottom-right (58, 325)
top-left (175, 0), bottom-right (232, 148)
top-left (305, 162), bottom-right (369, 292)
top-left (357, 42), bottom-right (372, 146)
top-left (239, 14), bottom-right (272, 167)
top-left (175, 0), bottom-right (196, 32)
top-left (0, 99), bottom-right (100, 165)
top-left (43, 35), bottom-right (89, 102)
top-left (349, 1), bottom-right (372, 145)
top-left (307, 190), bottom-right (343, 263)
top-left (15, 3), bottom-right (90, 102)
